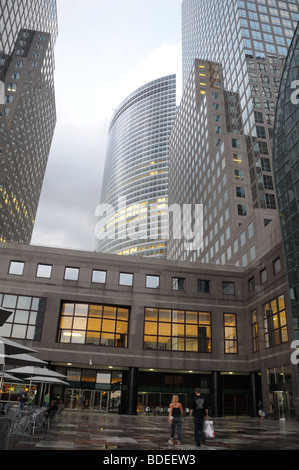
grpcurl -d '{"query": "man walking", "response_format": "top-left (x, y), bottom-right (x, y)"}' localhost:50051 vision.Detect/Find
top-left (190, 388), bottom-right (209, 447)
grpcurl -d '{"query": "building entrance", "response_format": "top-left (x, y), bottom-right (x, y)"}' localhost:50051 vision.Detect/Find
top-left (272, 391), bottom-right (292, 419)
top-left (65, 388), bottom-right (110, 412)
top-left (137, 392), bottom-right (193, 414)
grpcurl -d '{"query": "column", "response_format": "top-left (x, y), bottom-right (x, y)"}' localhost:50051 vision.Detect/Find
top-left (212, 371), bottom-right (221, 417)
top-left (126, 367), bottom-right (139, 415)
top-left (250, 372), bottom-right (257, 417)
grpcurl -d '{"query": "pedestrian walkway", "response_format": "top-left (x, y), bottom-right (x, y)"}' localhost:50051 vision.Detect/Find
top-left (7, 411), bottom-right (299, 451)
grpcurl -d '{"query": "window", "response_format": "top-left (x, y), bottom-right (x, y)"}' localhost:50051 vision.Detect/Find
top-left (92, 270), bottom-right (106, 284)
top-left (273, 258), bottom-right (281, 275)
top-left (252, 310), bottom-right (259, 352)
top-left (222, 282), bottom-right (235, 295)
top-left (146, 275), bottom-right (160, 289)
top-left (58, 302), bottom-right (129, 347)
top-left (232, 138), bottom-right (241, 148)
top-left (260, 268), bottom-right (267, 284)
top-left (237, 204), bottom-right (247, 216)
top-left (64, 267), bottom-right (79, 281)
top-left (233, 154), bottom-right (242, 164)
top-left (143, 308), bottom-right (211, 353)
top-left (264, 295), bottom-right (288, 348)
top-left (36, 264), bottom-right (52, 278)
top-left (236, 187), bottom-right (246, 197)
top-left (224, 313), bottom-right (237, 354)
top-left (256, 126), bottom-right (266, 138)
top-left (172, 277), bottom-right (185, 291)
top-left (197, 280), bottom-right (210, 293)
top-left (0, 293), bottom-right (46, 340)
top-left (265, 193), bottom-right (276, 209)
top-left (8, 261), bottom-right (24, 275)
top-left (119, 273), bottom-right (133, 286)
top-left (249, 277), bottom-right (255, 292)
top-left (234, 169), bottom-right (244, 181)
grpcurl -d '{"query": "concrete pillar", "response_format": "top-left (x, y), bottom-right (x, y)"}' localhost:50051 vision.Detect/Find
top-left (250, 372), bottom-right (257, 417)
top-left (212, 371), bottom-right (221, 417)
top-left (126, 367), bottom-right (139, 415)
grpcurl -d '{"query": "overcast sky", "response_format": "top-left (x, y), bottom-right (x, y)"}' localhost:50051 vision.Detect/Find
top-left (31, 0), bottom-right (182, 251)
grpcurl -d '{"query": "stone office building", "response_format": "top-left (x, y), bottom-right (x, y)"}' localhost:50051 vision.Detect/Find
top-left (0, 241), bottom-right (296, 419)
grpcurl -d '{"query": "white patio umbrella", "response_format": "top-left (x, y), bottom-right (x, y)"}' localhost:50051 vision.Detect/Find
top-left (1, 353), bottom-right (47, 367)
top-left (6, 366), bottom-right (67, 395)
top-left (3, 372), bottom-right (23, 382)
top-left (0, 308), bottom-right (12, 327)
top-left (6, 366), bottom-right (66, 379)
top-left (27, 376), bottom-right (69, 385)
top-left (0, 337), bottom-right (43, 391)
top-left (25, 376), bottom-right (70, 406)
top-left (0, 336), bottom-right (38, 355)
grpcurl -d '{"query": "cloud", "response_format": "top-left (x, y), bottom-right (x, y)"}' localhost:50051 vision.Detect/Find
top-left (31, 42), bottom-right (182, 251)
top-left (93, 42), bottom-right (182, 121)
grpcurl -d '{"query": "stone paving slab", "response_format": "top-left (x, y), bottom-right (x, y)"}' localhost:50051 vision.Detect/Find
top-left (7, 411), bottom-right (299, 452)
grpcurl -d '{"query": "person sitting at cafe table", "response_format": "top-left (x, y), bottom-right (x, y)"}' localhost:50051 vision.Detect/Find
top-left (45, 400), bottom-right (58, 418)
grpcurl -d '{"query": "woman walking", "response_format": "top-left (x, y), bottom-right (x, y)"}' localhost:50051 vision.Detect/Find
top-left (168, 395), bottom-right (184, 446)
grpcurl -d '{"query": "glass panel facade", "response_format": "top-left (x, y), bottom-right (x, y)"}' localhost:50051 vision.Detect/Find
top-left (144, 307), bottom-right (211, 352)
top-left (0, 1), bottom-right (58, 244)
top-left (58, 302), bottom-right (129, 348)
top-left (224, 313), bottom-right (238, 354)
top-left (264, 294), bottom-right (289, 348)
top-left (273, 21), bottom-right (299, 349)
top-left (0, 293), bottom-right (45, 340)
top-left (96, 75), bottom-right (177, 258)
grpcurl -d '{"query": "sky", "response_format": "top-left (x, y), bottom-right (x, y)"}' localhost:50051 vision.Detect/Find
top-left (31, 0), bottom-right (183, 251)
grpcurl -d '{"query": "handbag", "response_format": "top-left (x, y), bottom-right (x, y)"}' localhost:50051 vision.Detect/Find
top-left (204, 420), bottom-right (215, 438)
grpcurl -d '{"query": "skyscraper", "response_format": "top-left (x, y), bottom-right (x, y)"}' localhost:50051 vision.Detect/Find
top-left (273, 22), bottom-right (299, 356)
top-left (96, 75), bottom-right (177, 258)
top-left (0, 0), bottom-right (58, 244)
top-left (168, 0), bottom-right (299, 264)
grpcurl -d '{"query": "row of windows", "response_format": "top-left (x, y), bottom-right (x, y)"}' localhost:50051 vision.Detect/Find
top-left (0, 295), bottom-right (288, 354)
top-left (57, 298), bottom-right (288, 353)
top-left (6, 256), bottom-right (282, 294)
top-left (7, 260), bottom-right (236, 294)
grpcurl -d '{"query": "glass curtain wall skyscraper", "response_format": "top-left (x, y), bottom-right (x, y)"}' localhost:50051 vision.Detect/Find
top-left (96, 76), bottom-right (177, 258)
top-left (0, 0), bottom-right (58, 243)
top-left (168, 0), bottom-right (298, 264)
top-left (273, 22), bottom-right (299, 358)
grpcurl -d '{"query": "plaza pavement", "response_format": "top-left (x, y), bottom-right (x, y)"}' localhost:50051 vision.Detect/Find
top-left (7, 411), bottom-right (299, 452)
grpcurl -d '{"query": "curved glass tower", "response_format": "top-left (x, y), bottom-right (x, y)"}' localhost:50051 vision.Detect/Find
top-left (96, 75), bottom-right (177, 258)
top-left (273, 22), bottom-right (299, 343)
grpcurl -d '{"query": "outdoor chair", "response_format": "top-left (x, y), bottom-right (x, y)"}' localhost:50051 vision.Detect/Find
top-left (56, 405), bottom-right (64, 423)
top-left (3, 403), bottom-right (12, 414)
top-left (46, 409), bottom-right (58, 431)
top-left (27, 405), bottom-right (39, 412)
top-left (5, 408), bottom-right (17, 428)
top-left (29, 411), bottom-right (46, 435)
top-left (0, 418), bottom-right (11, 450)
top-left (7, 415), bottom-right (30, 450)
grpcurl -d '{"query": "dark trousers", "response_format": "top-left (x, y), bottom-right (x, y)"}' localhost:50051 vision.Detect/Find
top-left (193, 416), bottom-right (205, 446)
top-left (170, 417), bottom-right (182, 441)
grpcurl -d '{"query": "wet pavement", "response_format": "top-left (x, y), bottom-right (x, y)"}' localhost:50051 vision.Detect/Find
top-left (7, 411), bottom-right (299, 452)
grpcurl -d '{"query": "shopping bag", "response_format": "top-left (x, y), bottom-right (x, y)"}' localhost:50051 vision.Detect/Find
top-left (204, 420), bottom-right (215, 438)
